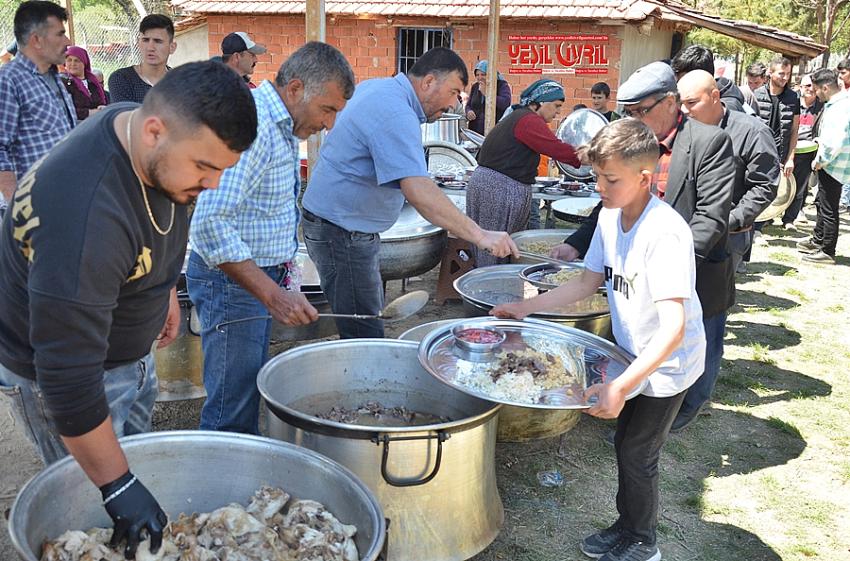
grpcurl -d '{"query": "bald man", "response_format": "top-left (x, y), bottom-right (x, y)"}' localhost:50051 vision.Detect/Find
top-left (674, 70), bottom-right (779, 426)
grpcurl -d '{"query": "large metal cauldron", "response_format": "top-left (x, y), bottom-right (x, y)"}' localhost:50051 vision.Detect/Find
top-left (397, 319), bottom-right (580, 442)
top-left (9, 431), bottom-right (386, 561)
top-left (454, 265), bottom-right (612, 441)
top-left (154, 248), bottom-right (204, 401)
top-left (379, 202), bottom-right (448, 281)
top-left (421, 113), bottom-right (462, 144)
top-left (258, 339), bottom-right (503, 561)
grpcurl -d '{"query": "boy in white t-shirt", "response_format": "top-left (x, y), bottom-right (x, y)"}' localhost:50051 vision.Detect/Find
top-left (493, 119), bottom-right (706, 561)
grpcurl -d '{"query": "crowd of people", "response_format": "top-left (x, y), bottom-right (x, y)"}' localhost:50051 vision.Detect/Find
top-left (0, 2), bottom-right (848, 561)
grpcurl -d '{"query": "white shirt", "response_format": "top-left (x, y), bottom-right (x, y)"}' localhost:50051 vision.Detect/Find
top-left (584, 195), bottom-right (706, 397)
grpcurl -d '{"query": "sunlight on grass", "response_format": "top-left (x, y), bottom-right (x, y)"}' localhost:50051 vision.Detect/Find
top-left (783, 268), bottom-right (799, 277)
top-left (785, 287), bottom-right (809, 302)
top-left (769, 251), bottom-right (796, 264)
top-left (751, 342), bottom-right (777, 366)
top-left (826, 303), bottom-right (844, 313)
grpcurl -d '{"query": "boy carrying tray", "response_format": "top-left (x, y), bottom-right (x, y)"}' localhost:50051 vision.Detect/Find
top-left (492, 118), bottom-right (706, 561)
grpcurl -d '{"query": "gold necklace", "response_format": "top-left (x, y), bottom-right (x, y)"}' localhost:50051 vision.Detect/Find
top-left (125, 111), bottom-right (175, 236)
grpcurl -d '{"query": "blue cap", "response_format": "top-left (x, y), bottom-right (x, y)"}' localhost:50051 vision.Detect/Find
top-left (617, 61), bottom-right (677, 105)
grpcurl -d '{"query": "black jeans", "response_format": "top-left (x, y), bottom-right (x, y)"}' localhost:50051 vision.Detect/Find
top-left (812, 169), bottom-right (843, 256)
top-left (782, 150), bottom-right (816, 224)
top-left (614, 390), bottom-right (686, 545)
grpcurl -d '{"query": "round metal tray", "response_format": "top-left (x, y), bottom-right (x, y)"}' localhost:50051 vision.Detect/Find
top-left (418, 317), bottom-right (640, 409)
top-left (554, 108), bottom-right (609, 181)
top-left (520, 262), bottom-right (585, 290)
top-left (510, 228), bottom-right (578, 263)
top-left (552, 196), bottom-right (601, 223)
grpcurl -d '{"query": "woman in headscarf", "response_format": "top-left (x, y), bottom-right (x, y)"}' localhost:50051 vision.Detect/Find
top-left (61, 46), bottom-right (108, 121)
top-left (466, 79), bottom-right (581, 267)
top-left (464, 60), bottom-right (512, 135)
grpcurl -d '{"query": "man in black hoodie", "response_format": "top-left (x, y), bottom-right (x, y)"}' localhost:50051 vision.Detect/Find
top-left (670, 45), bottom-right (756, 116)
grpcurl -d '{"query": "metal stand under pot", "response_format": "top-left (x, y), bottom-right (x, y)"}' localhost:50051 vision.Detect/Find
top-left (258, 339), bottom-right (503, 561)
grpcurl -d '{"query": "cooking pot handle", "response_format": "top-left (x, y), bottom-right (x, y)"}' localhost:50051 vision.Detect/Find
top-left (372, 432), bottom-right (449, 487)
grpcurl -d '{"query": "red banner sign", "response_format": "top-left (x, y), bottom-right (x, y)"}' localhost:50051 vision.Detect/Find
top-left (507, 34), bottom-right (609, 75)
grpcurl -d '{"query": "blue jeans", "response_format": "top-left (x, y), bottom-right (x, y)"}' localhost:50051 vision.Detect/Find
top-left (0, 352), bottom-right (157, 465)
top-left (840, 183), bottom-right (850, 206)
top-left (302, 209), bottom-right (384, 339)
top-left (186, 251), bottom-right (289, 435)
top-left (676, 311), bottom-right (727, 420)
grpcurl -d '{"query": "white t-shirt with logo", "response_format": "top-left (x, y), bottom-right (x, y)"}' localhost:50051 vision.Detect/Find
top-left (584, 195), bottom-right (706, 398)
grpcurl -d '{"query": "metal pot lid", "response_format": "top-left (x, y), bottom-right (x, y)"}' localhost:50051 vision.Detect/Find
top-left (382, 202), bottom-right (444, 241)
top-left (418, 317), bottom-right (640, 409)
top-left (454, 264), bottom-right (608, 318)
top-left (425, 140), bottom-right (478, 176)
top-left (510, 228), bottom-right (577, 261)
top-left (554, 108), bottom-right (609, 180)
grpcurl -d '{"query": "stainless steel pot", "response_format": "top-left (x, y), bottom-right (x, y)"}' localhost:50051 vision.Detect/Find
top-left (9, 431), bottom-right (386, 561)
top-left (454, 265), bottom-right (611, 441)
top-left (421, 114), bottom-right (462, 145)
top-left (154, 272), bottom-right (205, 402)
top-left (258, 339), bottom-right (503, 561)
top-left (397, 319), bottom-right (581, 442)
top-left (379, 202), bottom-right (448, 281)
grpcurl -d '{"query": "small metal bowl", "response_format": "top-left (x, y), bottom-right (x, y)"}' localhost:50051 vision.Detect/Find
top-left (530, 183), bottom-right (545, 193)
top-left (452, 324), bottom-right (506, 354)
top-left (441, 180), bottom-right (468, 190)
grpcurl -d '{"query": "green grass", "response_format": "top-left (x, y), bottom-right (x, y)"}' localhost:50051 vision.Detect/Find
top-left (766, 416), bottom-right (803, 439)
top-left (750, 342), bottom-right (777, 365)
top-left (785, 287), bottom-right (810, 302)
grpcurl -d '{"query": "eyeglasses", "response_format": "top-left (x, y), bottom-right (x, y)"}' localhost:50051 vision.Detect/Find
top-left (623, 95), bottom-right (668, 118)
top-left (801, 83), bottom-right (813, 88)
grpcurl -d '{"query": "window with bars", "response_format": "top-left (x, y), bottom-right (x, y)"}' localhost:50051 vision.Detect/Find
top-left (396, 28), bottom-right (453, 75)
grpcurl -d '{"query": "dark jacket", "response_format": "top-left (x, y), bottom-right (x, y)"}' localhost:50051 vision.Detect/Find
top-left (720, 107), bottom-right (780, 231)
top-left (465, 80), bottom-right (512, 135)
top-left (754, 84), bottom-right (800, 162)
top-left (567, 115), bottom-right (736, 318)
top-left (61, 75), bottom-right (107, 121)
top-left (716, 77), bottom-right (750, 115)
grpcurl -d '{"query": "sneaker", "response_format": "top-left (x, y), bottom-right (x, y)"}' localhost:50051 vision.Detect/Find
top-left (753, 230), bottom-right (767, 246)
top-left (783, 222), bottom-right (796, 231)
top-left (735, 261), bottom-right (748, 274)
top-left (795, 238), bottom-right (821, 253)
top-left (670, 405), bottom-right (704, 433)
top-left (580, 523), bottom-right (624, 558)
top-left (802, 250), bottom-right (835, 264)
top-left (599, 537), bottom-right (661, 561)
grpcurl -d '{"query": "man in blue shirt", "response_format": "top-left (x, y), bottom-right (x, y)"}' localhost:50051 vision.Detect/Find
top-left (0, 1), bottom-right (76, 209)
top-left (188, 43), bottom-right (354, 434)
top-left (302, 47), bottom-right (518, 338)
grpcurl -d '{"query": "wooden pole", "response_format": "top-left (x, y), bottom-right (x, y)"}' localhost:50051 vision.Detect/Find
top-left (61, 0), bottom-right (75, 45)
top-left (484, 0), bottom-right (500, 134)
top-left (305, 0), bottom-right (326, 179)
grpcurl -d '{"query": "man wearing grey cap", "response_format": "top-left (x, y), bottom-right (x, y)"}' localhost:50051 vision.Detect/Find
top-left (553, 62), bottom-right (735, 561)
top-left (222, 31), bottom-right (266, 89)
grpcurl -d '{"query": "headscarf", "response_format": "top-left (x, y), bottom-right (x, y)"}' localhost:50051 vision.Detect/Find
top-left (473, 59), bottom-right (505, 81)
top-left (519, 79), bottom-right (564, 106)
top-left (65, 46), bottom-right (106, 105)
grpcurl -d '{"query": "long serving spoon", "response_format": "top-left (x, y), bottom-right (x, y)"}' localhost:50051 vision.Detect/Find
top-left (214, 290), bottom-right (430, 332)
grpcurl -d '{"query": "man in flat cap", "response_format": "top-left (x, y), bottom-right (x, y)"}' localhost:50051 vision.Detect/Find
top-left (222, 31), bottom-right (266, 88)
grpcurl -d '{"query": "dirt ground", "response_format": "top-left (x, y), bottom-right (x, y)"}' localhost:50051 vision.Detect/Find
top-left (2, 206), bottom-right (849, 561)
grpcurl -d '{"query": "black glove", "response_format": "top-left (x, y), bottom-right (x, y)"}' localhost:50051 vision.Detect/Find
top-left (99, 471), bottom-right (168, 559)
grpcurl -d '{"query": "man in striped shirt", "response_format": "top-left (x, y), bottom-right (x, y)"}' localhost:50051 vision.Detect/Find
top-left (187, 42), bottom-right (354, 435)
top-left (796, 68), bottom-right (850, 264)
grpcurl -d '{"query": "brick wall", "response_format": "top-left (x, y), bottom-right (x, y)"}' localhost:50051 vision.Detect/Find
top-left (207, 14), bottom-right (625, 108)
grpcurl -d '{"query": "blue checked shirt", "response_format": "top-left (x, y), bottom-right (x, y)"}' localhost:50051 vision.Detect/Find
top-left (0, 53), bottom-right (76, 180)
top-left (814, 92), bottom-right (850, 184)
top-left (190, 80), bottom-right (300, 267)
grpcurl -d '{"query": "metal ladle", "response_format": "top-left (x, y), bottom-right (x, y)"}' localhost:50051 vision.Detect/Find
top-left (214, 290), bottom-right (430, 332)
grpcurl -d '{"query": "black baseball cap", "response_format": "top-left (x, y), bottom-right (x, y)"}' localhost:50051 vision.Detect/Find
top-left (221, 32), bottom-right (266, 56)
